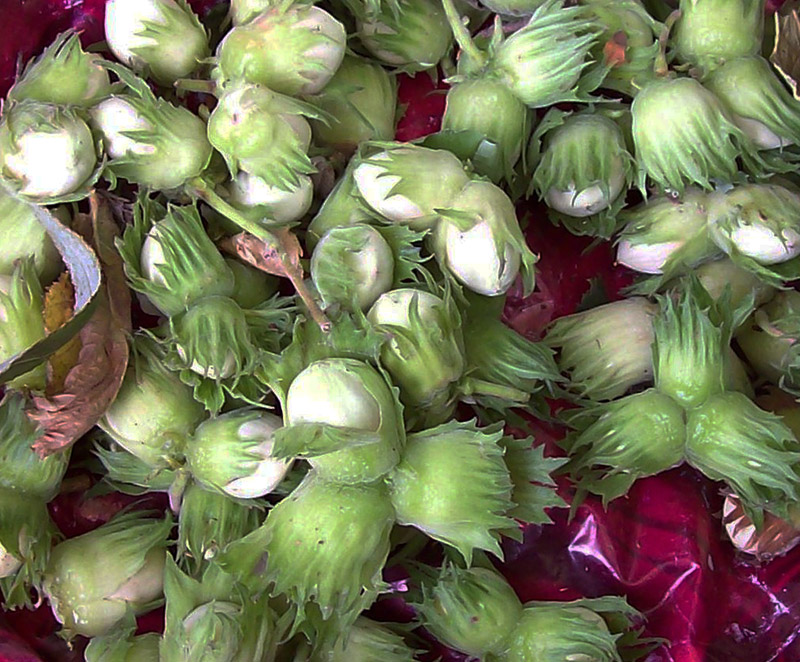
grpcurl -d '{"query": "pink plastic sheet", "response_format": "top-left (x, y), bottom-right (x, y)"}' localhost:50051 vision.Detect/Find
top-left (2, 2), bottom-right (799, 661)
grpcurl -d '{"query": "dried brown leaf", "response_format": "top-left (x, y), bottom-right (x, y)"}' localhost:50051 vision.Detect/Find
top-left (310, 155), bottom-right (340, 198)
top-left (771, 3), bottom-right (800, 99)
top-left (222, 229), bottom-right (330, 331)
top-left (221, 229), bottom-right (298, 278)
top-left (603, 31), bottom-right (628, 68)
top-left (89, 193), bottom-right (132, 332)
top-left (28, 194), bottom-right (132, 457)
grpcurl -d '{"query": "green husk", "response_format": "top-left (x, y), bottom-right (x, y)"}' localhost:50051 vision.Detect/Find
top-left (631, 76), bottom-right (766, 195)
top-left (206, 83), bottom-right (322, 193)
top-left (440, 78), bottom-right (531, 184)
top-left (652, 286), bottom-right (726, 408)
top-left (310, 224), bottom-right (396, 312)
top-left (685, 391), bottom-right (800, 527)
top-left (474, 0), bottom-right (606, 108)
top-left (0, 99), bottom-right (101, 204)
top-left (229, 0), bottom-right (273, 25)
top-left (546, 297), bottom-right (658, 401)
top-left (582, 0), bottom-right (661, 96)
top-left (184, 408), bottom-right (290, 498)
top-left (177, 482), bottom-right (264, 576)
top-left (431, 179), bottom-right (537, 297)
top-left (93, 440), bottom-right (178, 495)
top-left (160, 556), bottom-right (283, 662)
top-left (505, 596), bottom-right (657, 662)
top-left (417, 564), bottom-right (522, 657)
top-left (460, 294), bottom-right (561, 415)
top-left (354, 0), bottom-right (453, 72)
top-left (0, 488), bottom-right (59, 610)
top-left (368, 286), bottom-right (465, 428)
top-left (694, 258), bottom-right (776, 309)
top-left (306, 164), bottom-right (379, 250)
top-left (0, 189), bottom-right (62, 284)
top-left (220, 474), bottom-right (395, 636)
top-left (704, 56), bottom-right (800, 150)
top-left (531, 109), bottom-right (633, 224)
top-left (0, 391), bottom-right (70, 499)
top-left (225, 171), bottom-right (314, 228)
top-left (387, 419), bottom-right (516, 563)
top-left (562, 389), bottom-right (687, 505)
top-left (225, 257), bottom-right (280, 309)
top-left (307, 55), bottom-right (397, 153)
top-left (500, 435), bottom-right (567, 531)
top-left (352, 142), bottom-right (470, 231)
top-left (0, 257), bottom-right (46, 391)
top-left (280, 357), bottom-right (404, 484)
top-left (163, 295), bottom-right (289, 410)
top-left (117, 198), bottom-right (235, 317)
top-left (736, 290), bottom-right (800, 393)
top-left (92, 62), bottom-right (213, 190)
top-left (706, 183), bottom-right (800, 282)
top-left (7, 30), bottom-right (111, 107)
top-left (106, 0), bottom-right (209, 86)
top-left (256, 309), bottom-right (386, 405)
top-left (84, 621), bottom-right (161, 662)
top-left (616, 188), bottom-right (720, 282)
top-left (99, 336), bottom-right (206, 468)
top-left (214, 4), bottom-right (346, 95)
top-left (327, 617), bottom-right (418, 662)
top-left (673, 0), bottom-right (764, 74)
top-left (43, 511), bottom-right (172, 638)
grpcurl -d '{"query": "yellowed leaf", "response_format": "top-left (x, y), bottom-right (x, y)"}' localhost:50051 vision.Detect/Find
top-left (43, 272), bottom-right (74, 334)
top-left (43, 272), bottom-right (82, 395)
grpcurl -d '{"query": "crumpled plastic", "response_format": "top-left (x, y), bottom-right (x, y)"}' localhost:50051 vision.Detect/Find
top-left (2, 2), bottom-right (800, 662)
top-left (500, 225), bottom-right (800, 662)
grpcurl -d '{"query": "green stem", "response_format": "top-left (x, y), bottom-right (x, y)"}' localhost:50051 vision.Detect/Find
top-left (440, 0), bottom-right (486, 70)
top-left (459, 377), bottom-right (529, 404)
top-left (168, 468), bottom-right (190, 514)
top-left (174, 79), bottom-right (217, 94)
top-left (189, 177), bottom-right (273, 240)
top-left (654, 10), bottom-right (682, 78)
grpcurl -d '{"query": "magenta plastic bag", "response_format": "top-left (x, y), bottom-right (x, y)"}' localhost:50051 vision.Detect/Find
top-left (0, 615), bottom-right (47, 662)
top-left (2, 2), bottom-right (799, 662)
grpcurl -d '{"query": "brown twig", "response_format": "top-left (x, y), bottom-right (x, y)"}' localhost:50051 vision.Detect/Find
top-left (191, 178), bottom-right (331, 331)
top-left (220, 232), bottom-right (331, 332)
